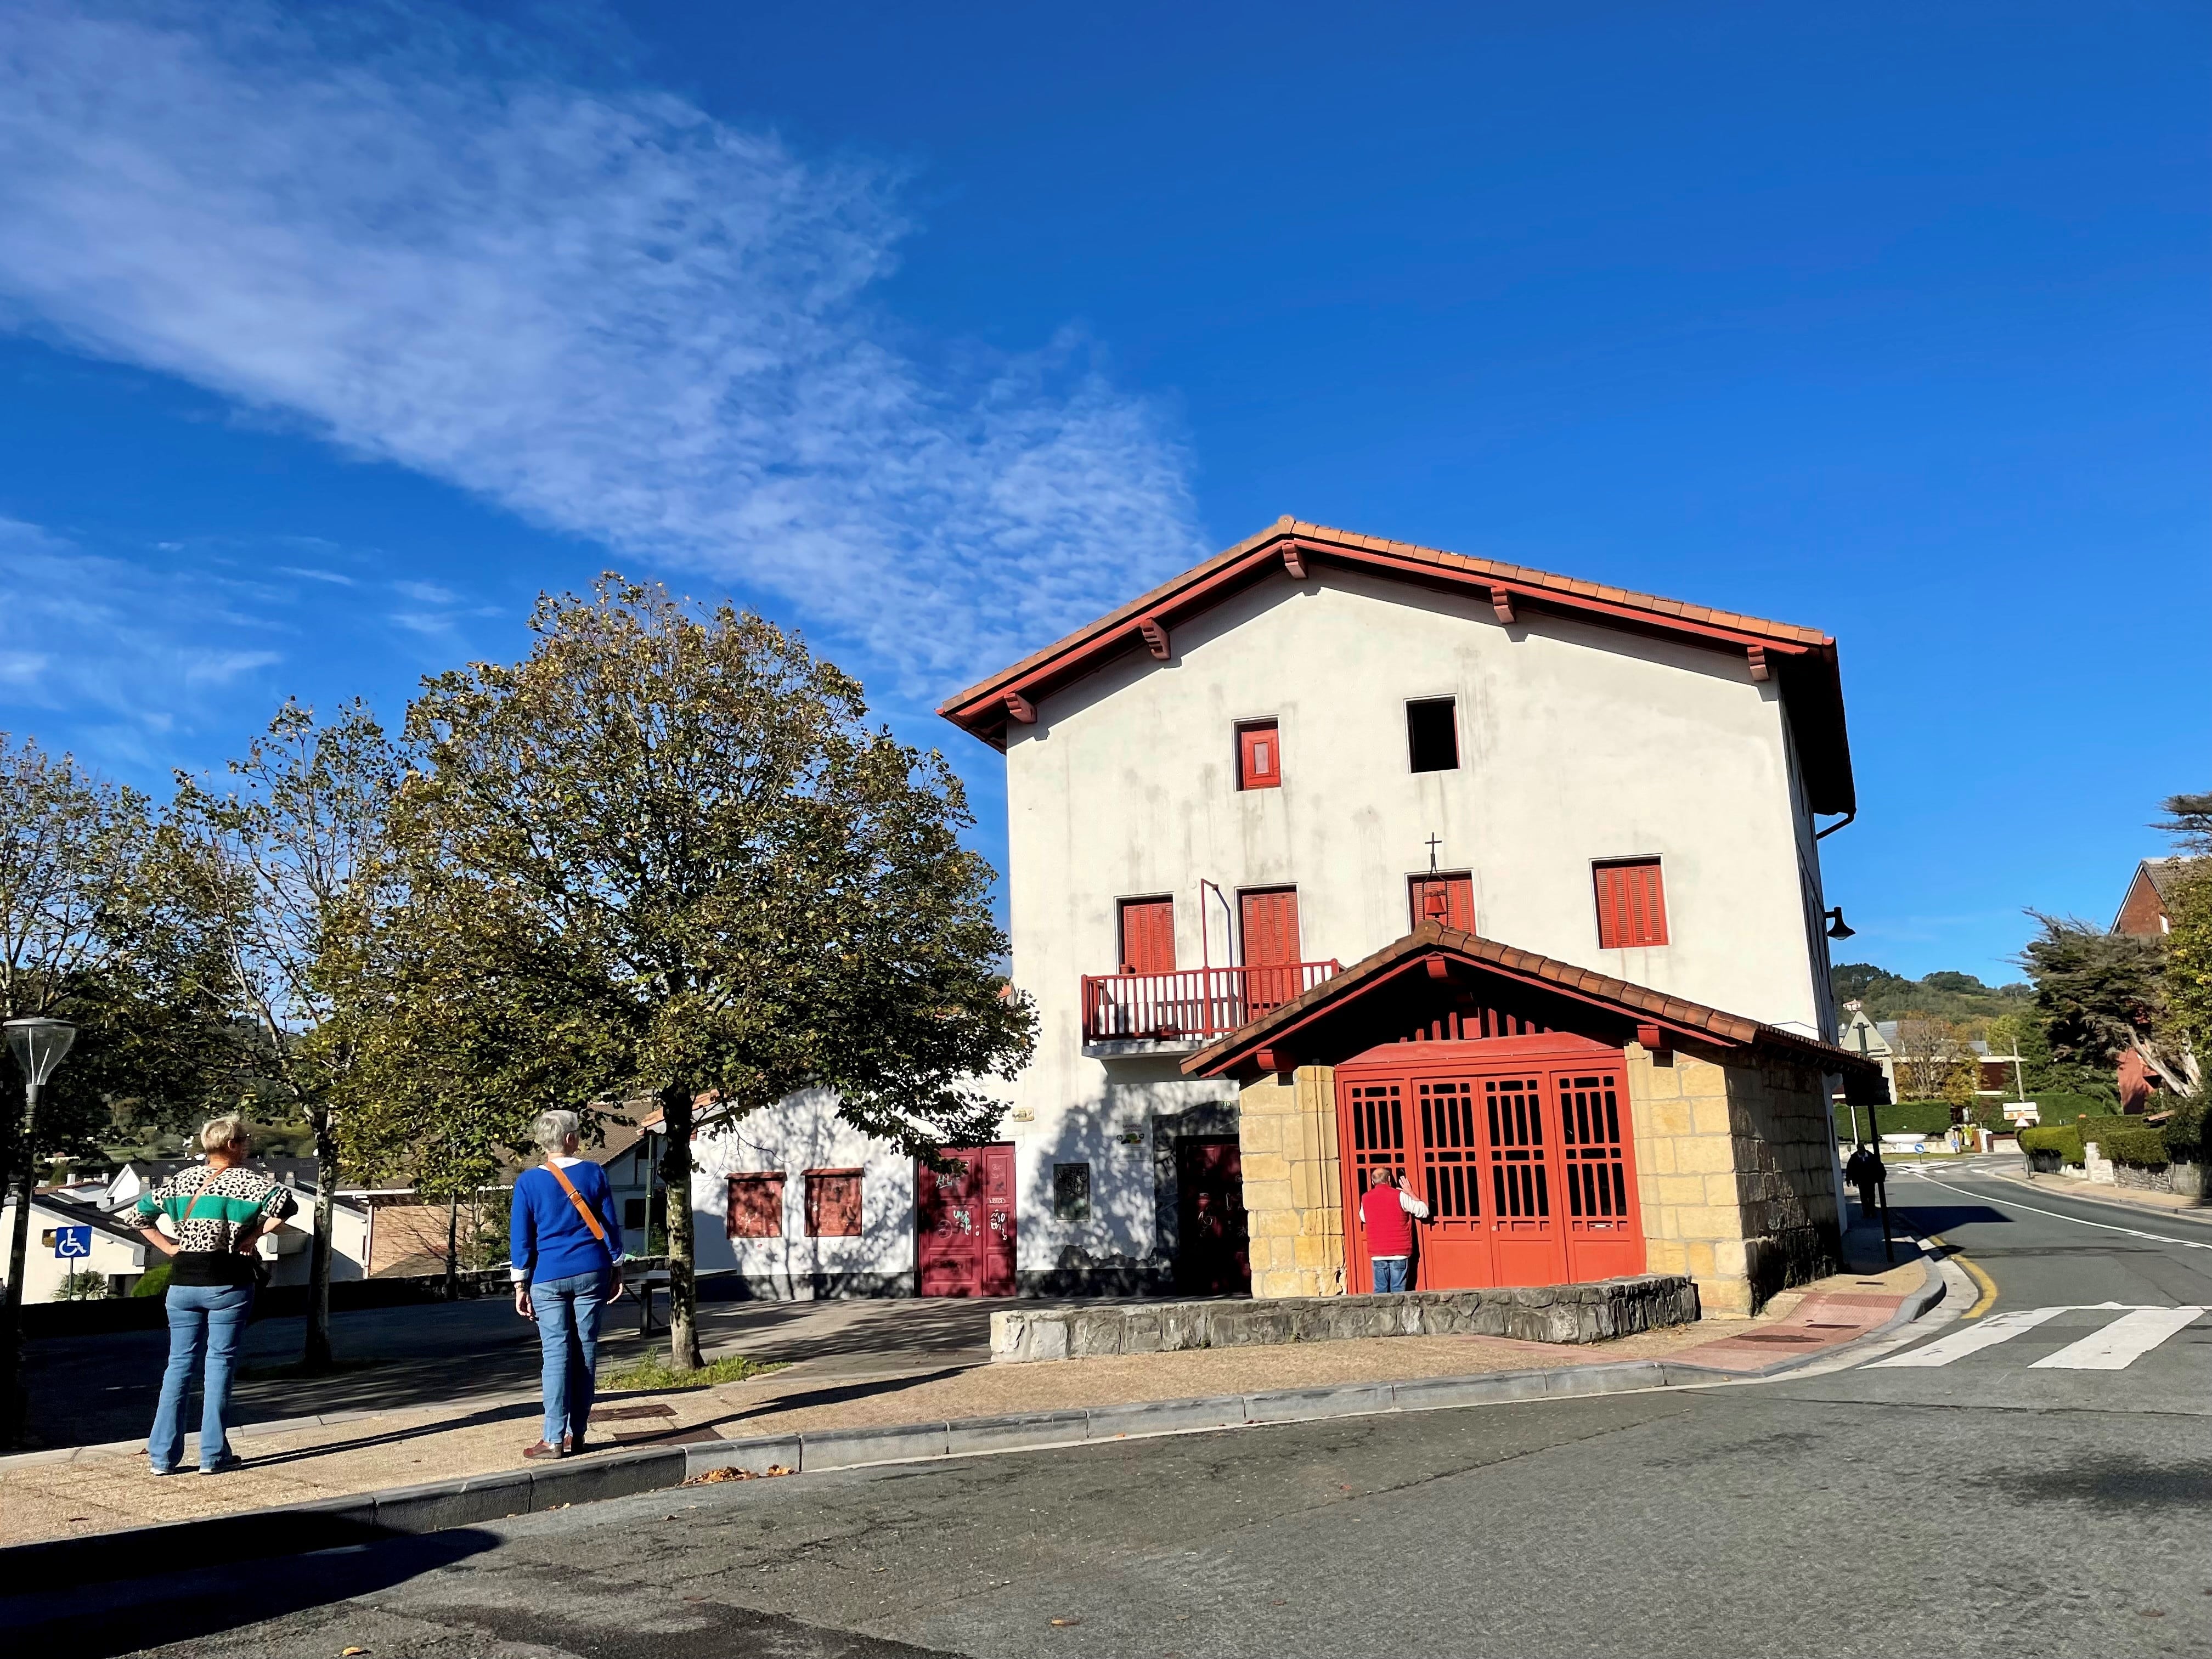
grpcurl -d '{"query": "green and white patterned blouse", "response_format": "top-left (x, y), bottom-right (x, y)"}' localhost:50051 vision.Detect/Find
top-left (136, 1164), bottom-right (298, 1288)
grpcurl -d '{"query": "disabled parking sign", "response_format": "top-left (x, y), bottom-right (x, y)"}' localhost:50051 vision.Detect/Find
top-left (52, 1225), bottom-right (92, 1259)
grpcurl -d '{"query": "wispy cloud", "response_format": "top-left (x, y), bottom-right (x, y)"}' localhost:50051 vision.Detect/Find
top-left (0, 2), bottom-right (1207, 700)
top-left (0, 517), bottom-right (292, 744)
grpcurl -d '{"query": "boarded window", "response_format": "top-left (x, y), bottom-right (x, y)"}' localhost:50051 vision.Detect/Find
top-left (726, 1173), bottom-right (784, 1239)
top-left (1408, 872), bottom-right (1475, 932)
top-left (1118, 895), bottom-right (1176, 974)
top-left (1238, 887), bottom-right (1302, 967)
top-left (805, 1169), bottom-right (865, 1237)
top-left (1594, 859), bottom-right (1669, 949)
top-left (1407, 698), bottom-right (1459, 772)
top-left (1237, 720), bottom-right (1282, 791)
top-left (1053, 1163), bottom-right (1092, 1221)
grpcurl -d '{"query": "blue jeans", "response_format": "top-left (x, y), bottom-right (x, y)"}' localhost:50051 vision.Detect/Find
top-left (1373, 1256), bottom-right (1413, 1294)
top-left (531, 1269), bottom-right (610, 1447)
top-left (149, 1283), bottom-right (253, 1472)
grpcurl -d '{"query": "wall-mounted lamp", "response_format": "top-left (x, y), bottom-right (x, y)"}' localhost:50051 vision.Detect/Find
top-left (1824, 907), bottom-right (1855, 940)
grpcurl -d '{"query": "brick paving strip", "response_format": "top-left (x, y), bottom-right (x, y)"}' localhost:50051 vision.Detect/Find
top-left (0, 1256), bottom-right (1934, 1577)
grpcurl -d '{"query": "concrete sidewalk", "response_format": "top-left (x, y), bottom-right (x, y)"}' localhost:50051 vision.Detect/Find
top-left (2000, 1167), bottom-right (2212, 1220)
top-left (0, 1256), bottom-right (1929, 1551)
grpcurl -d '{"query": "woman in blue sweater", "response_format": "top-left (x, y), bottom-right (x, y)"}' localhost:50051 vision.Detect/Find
top-left (510, 1109), bottom-right (625, 1458)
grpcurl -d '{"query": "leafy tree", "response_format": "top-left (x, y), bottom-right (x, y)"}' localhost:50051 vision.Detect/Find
top-left (172, 701), bottom-right (401, 1372)
top-left (1890, 1017), bottom-right (1977, 1102)
top-left (2018, 913), bottom-right (2185, 1100)
top-left (0, 737), bottom-right (230, 1440)
top-left (1829, 962), bottom-right (2029, 1028)
top-left (385, 578), bottom-right (1034, 1369)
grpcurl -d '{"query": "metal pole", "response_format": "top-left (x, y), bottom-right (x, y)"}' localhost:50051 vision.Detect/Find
top-left (3, 1077), bottom-right (41, 1444)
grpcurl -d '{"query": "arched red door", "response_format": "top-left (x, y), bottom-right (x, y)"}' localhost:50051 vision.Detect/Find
top-left (1338, 1034), bottom-right (1641, 1292)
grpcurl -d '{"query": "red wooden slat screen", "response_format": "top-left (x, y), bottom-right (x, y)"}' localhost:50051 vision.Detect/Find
top-left (1118, 896), bottom-right (1177, 974)
top-left (1238, 721), bottom-right (1282, 790)
top-left (1594, 859), bottom-right (1668, 949)
top-left (1239, 887), bottom-right (1304, 1015)
top-left (804, 1169), bottom-right (864, 1237)
top-left (725, 1173), bottom-right (785, 1239)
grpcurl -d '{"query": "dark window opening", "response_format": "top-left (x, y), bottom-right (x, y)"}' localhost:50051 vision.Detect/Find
top-left (1407, 698), bottom-right (1460, 772)
top-left (623, 1198), bottom-right (648, 1231)
top-left (1053, 1163), bottom-right (1092, 1221)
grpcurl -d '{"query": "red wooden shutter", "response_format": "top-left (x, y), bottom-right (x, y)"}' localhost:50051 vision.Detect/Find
top-left (1239, 887), bottom-right (1302, 966)
top-left (1408, 873), bottom-right (1476, 933)
top-left (804, 1169), bottom-right (864, 1237)
top-left (725, 1173), bottom-right (785, 1239)
top-left (1118, 896), bottom-right (1176, 974)
top-left (1594, 860), bottom-right (1668, 949)
top-left (1237, 721), bottom-right (1282, 791)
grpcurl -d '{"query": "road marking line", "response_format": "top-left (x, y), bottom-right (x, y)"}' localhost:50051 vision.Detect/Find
top-left (2029, 1306), bottom-right (2205, 1371)
top-left (1897, 1172), bottom-right (2212, 1252)
top-left (1921, 1234), bottom-right (1999, 1318)
top-left (1867, 1304), bottom-right (2067, 1368)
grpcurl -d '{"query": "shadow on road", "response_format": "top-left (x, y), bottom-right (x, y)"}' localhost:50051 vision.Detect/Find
top-left (1, 1526), bottom-right (502, 1658)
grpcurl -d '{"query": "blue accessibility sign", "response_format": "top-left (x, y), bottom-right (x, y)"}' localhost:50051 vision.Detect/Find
top-left (52, 1225), bottom-right (92, 1259)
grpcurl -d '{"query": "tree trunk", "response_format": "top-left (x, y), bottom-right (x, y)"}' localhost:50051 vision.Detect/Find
top-left (659, 1082), bottom-right (703, 1371)
top-left (444, 1193), bottom-right (461, 1301)
top-left (303, 1107), bottom-right (338, 1373)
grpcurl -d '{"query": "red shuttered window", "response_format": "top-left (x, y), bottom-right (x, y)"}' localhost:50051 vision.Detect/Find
top-left (1408, 873), bottom-right (1476, 933)
top-left (726, 1173), bottom-right (785, 1239)
top-left (1237, 721), bottom-right (1282, 790)
top-left (1594, 859), bottom-right (1669, 949)
top-left (1238, 886), bottom-right (1302, 967)
top-left (1118, 895), bottom-right (1176, 974)
top-left (805, 1169), bottom-right (864, 1237)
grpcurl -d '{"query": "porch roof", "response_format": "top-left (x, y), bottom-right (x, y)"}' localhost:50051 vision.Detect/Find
top-left (1181, 920), bottom-right (1889, 1102)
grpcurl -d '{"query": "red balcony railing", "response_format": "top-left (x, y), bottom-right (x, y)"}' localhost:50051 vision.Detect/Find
top-left (1080, 961), bottom-right (1342, 1044)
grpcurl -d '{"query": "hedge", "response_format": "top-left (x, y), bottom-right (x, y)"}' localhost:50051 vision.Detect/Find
top-left (2094, 1120), bottom-right (2171, 1167)
top-left (1836, 1099), bottom-right (1957, 1138)
top-left (2018, 1115), bottom-right (2135, 1166)
top-left (131, 1261), bottom-right (171, 1298)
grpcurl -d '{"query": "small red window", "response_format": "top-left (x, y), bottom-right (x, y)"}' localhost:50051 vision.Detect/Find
top-left (1118, 896), bottom-right (1176, 974)
top-left (1408, 873), bottom-right (1476, 933)
top-left (1237, 721), bottom-right (1281, 791)
top-left (1594, 859), bottom-right (1669, 949)
top-left (726, 1173), bottom-right (785, 1239)
top-left (805, 1169), bottom-right (864, 1237)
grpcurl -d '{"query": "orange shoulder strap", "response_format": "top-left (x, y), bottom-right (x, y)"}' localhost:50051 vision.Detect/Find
top-left (543, 1160), bottom-right (616, 1258)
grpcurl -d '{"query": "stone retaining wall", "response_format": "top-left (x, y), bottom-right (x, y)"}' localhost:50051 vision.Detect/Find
top-left (990, 1273), bottom-right (1699, 1362)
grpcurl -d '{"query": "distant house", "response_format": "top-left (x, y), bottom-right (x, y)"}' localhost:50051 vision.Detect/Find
top-left (1836, 1003), bottom-right (1894, 1097)
top-left (2113, 857), bottom-right (2203, 937)
top-left (1, 1191), bottom-right (149, 1300)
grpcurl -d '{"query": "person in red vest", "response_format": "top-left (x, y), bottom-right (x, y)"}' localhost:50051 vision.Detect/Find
top-left (1359, 1165), bottom-right (1429, 1293)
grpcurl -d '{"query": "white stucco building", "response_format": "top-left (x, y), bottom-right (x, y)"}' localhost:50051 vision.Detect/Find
top-left (689, 517), bottom-right (1861, 1301)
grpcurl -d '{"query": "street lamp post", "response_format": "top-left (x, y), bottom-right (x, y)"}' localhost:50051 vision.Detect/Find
top-left (3, 1016), bottom-right (77, 1446)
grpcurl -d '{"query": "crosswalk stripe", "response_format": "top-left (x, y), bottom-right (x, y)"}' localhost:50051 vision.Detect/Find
top-left (2028, 1306), bottom-right (2205, 1371)
top-left (1867, 1305), bottom-right (2067, 1368)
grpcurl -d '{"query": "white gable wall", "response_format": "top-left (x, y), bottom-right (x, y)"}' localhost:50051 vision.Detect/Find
top-left (998, 568), bottom-right (1834, 1279)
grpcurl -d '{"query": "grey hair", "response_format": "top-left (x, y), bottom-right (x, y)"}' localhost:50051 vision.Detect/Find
top-left (532, 1109), bottom-right (582, 1157)
top-left (199, 1115), bottom-right (250, 1154)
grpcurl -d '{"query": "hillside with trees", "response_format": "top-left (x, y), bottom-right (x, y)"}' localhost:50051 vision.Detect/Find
top-left (1829, 963), bottom-right (2032, 1029)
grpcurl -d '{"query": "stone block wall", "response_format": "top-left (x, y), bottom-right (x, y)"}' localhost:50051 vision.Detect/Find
top-left (990, 1274), bottom-right (1701, 1361)
top-left (1625, 1042), bottom-right (1842, 1314)
top-left (1237, 1064), bottom-right (1345, 1299)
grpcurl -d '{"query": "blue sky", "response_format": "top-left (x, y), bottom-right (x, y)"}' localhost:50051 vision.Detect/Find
top-left (0, 1), bottom-right (2204, 985)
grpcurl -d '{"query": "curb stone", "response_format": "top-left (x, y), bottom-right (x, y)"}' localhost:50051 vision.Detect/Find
top-left (0, 1272), bottom-right (1945, 1590)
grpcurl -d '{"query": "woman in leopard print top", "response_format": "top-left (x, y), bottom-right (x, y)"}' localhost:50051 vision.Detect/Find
top-left (134, 1116), bottom-right (297, 1475)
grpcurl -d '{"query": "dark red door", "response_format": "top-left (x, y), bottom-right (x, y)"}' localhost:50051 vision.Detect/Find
top-left (916, 1144), bottom-right (1017, 1296)
top-left (1175, 1138), bottom-right (1250, 1295)
top-left (1238, 886), bottom-right (1302, 1015)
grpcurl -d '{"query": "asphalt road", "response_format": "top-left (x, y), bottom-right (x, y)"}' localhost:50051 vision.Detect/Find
top-left (30, 1156), bottom-right (2212, 1659)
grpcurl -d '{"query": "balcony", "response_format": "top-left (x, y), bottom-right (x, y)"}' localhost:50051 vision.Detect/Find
top-left (1080, 961), bottom-right (1343, 1047)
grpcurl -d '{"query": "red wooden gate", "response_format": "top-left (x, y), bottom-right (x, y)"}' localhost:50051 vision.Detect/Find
top-left (1338, 1034), bottom-right (1641, 1293)
top-left (916, 1144), bottom-right (1017, 1296)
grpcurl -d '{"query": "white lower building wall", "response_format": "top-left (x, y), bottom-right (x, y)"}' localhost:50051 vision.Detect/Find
top-left (678, 1066), bottom-right (1241, 1299)
top-left (690, 1088), bottom-right (918, 1297)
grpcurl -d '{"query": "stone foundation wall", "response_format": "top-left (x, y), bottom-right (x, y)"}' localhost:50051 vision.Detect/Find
top-left (991, 1273), bottom-right (1700, 1362)
top-left (1626, 1043), bottom-right (1841, 1316)
top-left (1237, 1064), bottom-right (1345, 1298)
